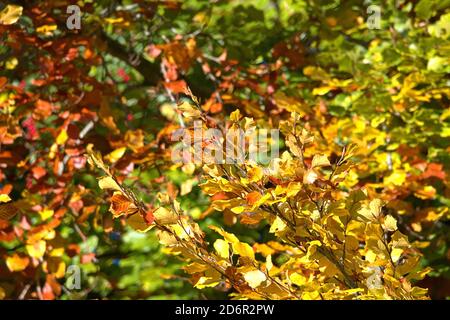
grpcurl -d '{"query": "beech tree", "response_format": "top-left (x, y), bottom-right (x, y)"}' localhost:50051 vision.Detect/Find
top-left (0, 0), bottom-right (448, 300)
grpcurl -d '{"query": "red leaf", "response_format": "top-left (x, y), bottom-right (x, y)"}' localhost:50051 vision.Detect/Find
top-left (422, 163), bottom-right (446, 180)
top-left (65, 47), bottom-right (78, 61)
top-left (164, 80), bottom-right (187, 94)
top-left (145, 209), bottom-right (155, 224)
top-left (32, 166), bottom-right (47, 180)
top-left (117, 68), bottom-right (130, 82)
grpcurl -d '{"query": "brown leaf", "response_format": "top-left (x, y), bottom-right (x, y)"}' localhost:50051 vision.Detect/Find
top-left (0, 200), bottom-right (18, 220)
top-left (0, 76), bottom-right (7, 89)
top-left (109, 193), bottom-right (136, 217)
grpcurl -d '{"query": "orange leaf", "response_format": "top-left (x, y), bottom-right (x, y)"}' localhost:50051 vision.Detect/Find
top-left (144, 209), bottom-right (155, 224)
top-left (164, 80), bottom-right (188, 94)
top-left (246, 191), bottom-right (262, 206)
top-left (6, 254), bottom-right (30, 272)
top-left (109, 194), bottom-right (135, 217)
top-left (0, 76), bottom-right (7, 89)
top-left (32, 166), bottom-right (47, 180)
top-left (211, 192), bottom-right (228, 201)
top-left (240, 212), bottom-right (264, 225)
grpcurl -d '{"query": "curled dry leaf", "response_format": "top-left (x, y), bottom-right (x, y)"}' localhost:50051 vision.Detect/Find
top-left (0, 194), bottom-right (19, 220)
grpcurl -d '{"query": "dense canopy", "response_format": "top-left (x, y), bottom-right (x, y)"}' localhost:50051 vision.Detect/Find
top-left (0, 0), bottom-right (449, 300)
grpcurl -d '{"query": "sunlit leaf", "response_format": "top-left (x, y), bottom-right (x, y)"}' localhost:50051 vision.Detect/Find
top-left (0, 5), bottom-right (23, 25)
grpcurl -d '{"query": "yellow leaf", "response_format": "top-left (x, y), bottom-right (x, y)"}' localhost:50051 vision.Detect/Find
top-left (154, 207), bottom-right (178, 225)
top-left (26, 240), bottom-right (46, 259)
top-left (157, 230), bottom-right (177, 245)
top-left (212, 198), bottom-right (243, 212)
top-left (105, 17), bottom-right (124, 24)
top-left (0, 5), bottom-right (23, 25)
top-left (247, 166), bottom-right (263, 183)
top-left (209, 225), bottom-right (240, 243)
top-left (383, 171), bottom-right (406, 186)
top-left (160, 103), bottom-right (177, 121)
top-left (383, 215), bottom-right (397, 231)
top-left (312, 86), bottom-right (334, 96)
top-left (254, 243), bottom-right (275, 257)
top-left (286, 182), bottom-right (302, 197)
top-left (184, 262), bottom-right (209, 274)
top-left (56, 129), bottom-right (68, 145)
top-left (98, 176), bottom-right (122, 192)
top-left (126, 213), bottom-right (153, 233)
top-left (233, 242), bottom-right (255, 260)
top-left (421, 208), bottom-right (445, 222)
top-left (178, 101), bottom-right (201, 118)
top-left (303, 66), bottom-right (330, 81)
top-left (269, 216), bottom-right (287, 233)
top-left (214, 239), bottom-right (230, 259)
top-left (358, 199), bottom-right (383, 221)
top-left (230, 109), bottom-right (241, 122)
top-left (304, 240), bottom-right (322, 260)
top-left (194, 275), bottom-right (221, 289)
top-left (105, 147), bottom-right (126, 163)
top-left (182, 163), bottom-right (196, 175)
top-left (440, 108), bottom-right (450, 121)
top-left (266, 254), bottom-right (273, 272)
top-left (45, 257), bottom-right (66, 278)
top-left (180, 178), bottom-right (196, 196)
top-left (99, 98), bottom-right (120, 135)
top-left (36, 24), bottom-right (57, 34)
top-left (290, 272), bottom-right (307, 286)
top-left (408, 267), bottom-right (432, 281)
top-left (301, 291), bottom-right (321, 300)
top-left (303, 169), bottom-right (318, 184)
top-left (39, 208), bottom-right (54, 221)
top-left (5, 57), bottom-right (18, 70)
top-left (125, 129), bottom-right (144, 152)
top-left (6, 254), bottom-right (29, 272)
top-left (369, 199), bottom-right (383, 218)
top-left (273, 92), bottom-right (310, 115)
top-left (0, 194), bottom-right (11, 203)
top-left (86, 144), bottom-right (109, 171)
top-left (231, 206), bottom-right (245, 214)
top-left (311, 154), bottom-right (331, 168)
top-left (50, 248), bottom-right (65, 257)
top-left (391, 248), bottom-right (403, 263)
top-left (309, 240), bottom-right (322, 248)
top-left (243, 269), bottom-right (266, 288)
top-left (365, 250), bottom-right (377, 263)
top-left (414, 185), bottom-right (436, 200)
top-left (44, 229), bottom-right (55, 241)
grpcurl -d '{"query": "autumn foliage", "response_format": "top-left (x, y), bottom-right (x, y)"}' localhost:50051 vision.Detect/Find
top-left (0, 1), bottom-right (449, 300)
